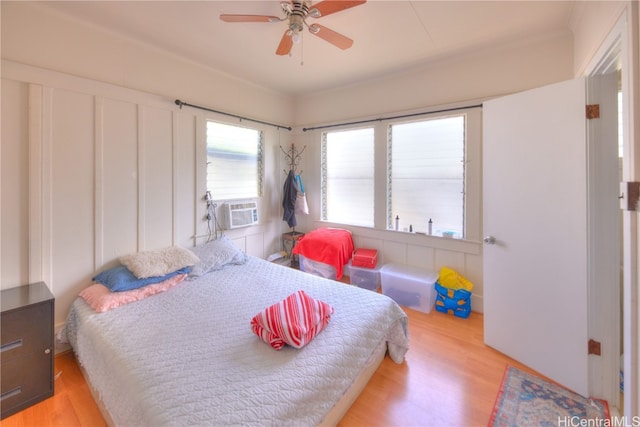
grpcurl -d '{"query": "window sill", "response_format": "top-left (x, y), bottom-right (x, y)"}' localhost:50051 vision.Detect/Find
top-left (313, 220), bottom-right (482, 255)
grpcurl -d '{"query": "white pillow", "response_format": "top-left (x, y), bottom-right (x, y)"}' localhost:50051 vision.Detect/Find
top-left (119, 246), bottom-right (200, 279)
top-left (188, 236), bottom-right (247, 278)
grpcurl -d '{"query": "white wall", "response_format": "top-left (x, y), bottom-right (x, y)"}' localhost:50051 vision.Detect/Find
top-left (1, 79), bottom-right (30, 285)
top-left (1, 62), bottom-right (293, 331)
top-left (1, 2), bottom-right (292, 127)
top-left (293, 31), bottom-right (573, 127)
top-left (1, 2), bottom-right (294, 332)
top-left (1, 0), bottom-right (633, 332)
top-left (291, 31), bottom-right (575, 313)
top-left (289, 1), bottom-right (632, 316)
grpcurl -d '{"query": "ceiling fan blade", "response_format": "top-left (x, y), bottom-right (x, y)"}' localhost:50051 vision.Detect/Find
top-left (276, 30), bottom-right (294, 56)
top-left (220, 14), bottom-right (281, 23)
top-left (309, 1), bottom-right (366, 18)
top-left (308, 24), bottom-right (353, 50)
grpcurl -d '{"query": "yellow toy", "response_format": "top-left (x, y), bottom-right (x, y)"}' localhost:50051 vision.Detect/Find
top-left (438, 266), bottom-right (473, 291)
top-left (435, 267), bottom-right (473, 318)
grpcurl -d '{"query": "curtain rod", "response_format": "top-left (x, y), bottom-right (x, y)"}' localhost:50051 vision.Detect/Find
top-left (174, 100), bottom-right (292, 131)
top-left (302, 103), bottom-right (483, 132)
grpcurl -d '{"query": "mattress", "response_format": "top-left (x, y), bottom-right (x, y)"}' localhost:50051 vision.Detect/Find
top-left (65, 255), bottom-right (409, 426)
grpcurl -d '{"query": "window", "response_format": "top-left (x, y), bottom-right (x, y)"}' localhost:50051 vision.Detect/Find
top-left (319, 107), bottom-right (480, 240)
top-left (206, 121), bottom-right (263, 200)
top-left (321, 128), bottom-right (374, 227)
top-left (388, 115), bottom-right (465, 237)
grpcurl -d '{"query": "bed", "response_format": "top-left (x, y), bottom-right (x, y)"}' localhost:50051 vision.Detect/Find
top-left (65, 252), bottom-right (409, 426)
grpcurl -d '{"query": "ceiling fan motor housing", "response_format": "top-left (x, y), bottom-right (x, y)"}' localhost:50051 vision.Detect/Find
top-left (283, 1), bottom-right (312, 33)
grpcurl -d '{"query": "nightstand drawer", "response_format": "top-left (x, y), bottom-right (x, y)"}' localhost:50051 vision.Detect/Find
top-left (0, 352), bottom-right (53, 417)
top-left (1, 303), bottom-right (53, 363)
top-left (0, 282), bottom-right (55, 420)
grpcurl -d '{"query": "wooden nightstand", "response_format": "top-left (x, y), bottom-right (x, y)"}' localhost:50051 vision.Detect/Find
top-left (1, 282), bottom-right (55, 419)
top-left (282, 231), bottom-right (304, 267)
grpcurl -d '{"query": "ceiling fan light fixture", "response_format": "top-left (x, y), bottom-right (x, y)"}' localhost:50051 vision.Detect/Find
top-left (289, 14), bottom-right (304, 44)
top-left (292, 28), bottom-right (301, 44)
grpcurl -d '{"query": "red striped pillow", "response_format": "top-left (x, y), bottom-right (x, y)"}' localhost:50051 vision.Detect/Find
top-left (250, 290), bottom-right (334, 350)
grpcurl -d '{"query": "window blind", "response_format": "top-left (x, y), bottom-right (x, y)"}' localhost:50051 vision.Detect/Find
top-left (322, 128), bottom-right (374, 227)
top-left (389, 115), bottom-right (465, 236)
top-left (206, 121), bottom-right (262, 200)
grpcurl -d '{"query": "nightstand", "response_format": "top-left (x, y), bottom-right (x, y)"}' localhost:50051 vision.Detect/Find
top-left (282, 231), bottom-right (304, 267)
top-left (1, 282), bottom-right (55, 419)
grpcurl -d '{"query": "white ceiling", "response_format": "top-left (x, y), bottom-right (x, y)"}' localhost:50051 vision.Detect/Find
top-left (38, 1), bottom-right (577, 95)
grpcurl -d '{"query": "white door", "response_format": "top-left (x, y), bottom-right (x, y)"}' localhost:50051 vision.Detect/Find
top-left (483, 78), bottom-right (589, 396)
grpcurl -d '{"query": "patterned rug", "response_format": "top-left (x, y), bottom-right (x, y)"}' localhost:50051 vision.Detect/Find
top-left (488, 365), bottom-right (609, 426)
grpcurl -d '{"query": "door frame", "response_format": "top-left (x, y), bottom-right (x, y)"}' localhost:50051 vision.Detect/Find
top-left (583, 7), bottom-right (635, 414)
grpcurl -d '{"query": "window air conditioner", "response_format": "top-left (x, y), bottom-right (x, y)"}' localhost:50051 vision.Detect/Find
top-left (222, 201), bottom-right (259, 229)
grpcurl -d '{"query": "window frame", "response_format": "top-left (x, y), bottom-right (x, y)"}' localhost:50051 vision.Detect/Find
top-left (318, 106), bottom-right (482, 242)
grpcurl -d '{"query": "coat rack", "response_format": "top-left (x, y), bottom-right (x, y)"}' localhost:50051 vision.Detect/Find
top-left (280, 143), bottom-right (306, 175)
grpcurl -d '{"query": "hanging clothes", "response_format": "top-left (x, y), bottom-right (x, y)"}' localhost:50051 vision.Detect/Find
top-left (294, 174), bottom-right (309, 215)
top-left (282, 169), bottom-right (298, 228)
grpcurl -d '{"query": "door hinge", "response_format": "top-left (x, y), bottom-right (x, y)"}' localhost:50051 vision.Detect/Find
top-left (588, 339), bottom-right (601, 356)
top-left (620, 182), bottom-right (640, 211)
top-left (586, 104), bottom-right (600, 119)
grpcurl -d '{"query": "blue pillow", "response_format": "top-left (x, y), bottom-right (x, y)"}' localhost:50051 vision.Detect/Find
top-left (92, 265), bottom-right (191, 292)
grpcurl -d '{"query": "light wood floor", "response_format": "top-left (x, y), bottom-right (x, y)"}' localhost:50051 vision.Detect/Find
top-left (2, 307), bottom-right (543, 427)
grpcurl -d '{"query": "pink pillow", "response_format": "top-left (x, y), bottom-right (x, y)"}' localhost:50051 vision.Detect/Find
top-left (250, 290), bottom-right (334, 350)
top-left (79, 274), bottom-right (187, 313)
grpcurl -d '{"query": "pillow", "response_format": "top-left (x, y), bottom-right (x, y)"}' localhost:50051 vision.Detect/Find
top-left (92, 265), bottom-right (191, 292)
top-left (250, 290), bottom-right (334, 350)
top-left (80, 273), bottom-right (187, 313)
top-left (188, 236), bottom-right (247, 278)
top-left (119, 246), bottom-right (200, 279)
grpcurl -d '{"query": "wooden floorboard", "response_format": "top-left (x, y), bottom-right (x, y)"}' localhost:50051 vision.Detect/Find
top-left (2, 305), bottom-right (541, 427)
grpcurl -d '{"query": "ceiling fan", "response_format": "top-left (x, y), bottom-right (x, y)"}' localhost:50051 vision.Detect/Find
top-left (220, 1), bottom-right (366, 56)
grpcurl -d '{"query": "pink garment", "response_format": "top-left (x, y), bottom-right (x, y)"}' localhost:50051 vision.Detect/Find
top-left (292, 228), bottom-right (354, 280)
top-left (79, 274), bottom-right (187, 312)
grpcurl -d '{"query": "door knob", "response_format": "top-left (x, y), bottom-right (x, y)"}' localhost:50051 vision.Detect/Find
top-left (483, 236), bottom-right (497, 245)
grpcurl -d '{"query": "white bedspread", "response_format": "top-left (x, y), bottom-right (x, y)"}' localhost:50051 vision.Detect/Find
top-left (65, 256), bottom-right (409, 426)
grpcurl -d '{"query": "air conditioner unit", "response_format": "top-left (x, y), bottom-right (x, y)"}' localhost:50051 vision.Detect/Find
top-left (222, 201), bottom-right (259, 229)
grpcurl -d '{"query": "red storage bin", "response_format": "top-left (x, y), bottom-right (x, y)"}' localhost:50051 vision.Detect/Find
top-left (352, 248), bottom-right (378, 268)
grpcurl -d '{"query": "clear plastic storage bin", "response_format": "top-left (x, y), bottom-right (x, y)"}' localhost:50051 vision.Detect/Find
top-left (299, 255), bottom-right (337, 280)
top-left (346, 261), bottom-right (382, 291)
top-left (380, 263), bottom-right (438, 313)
